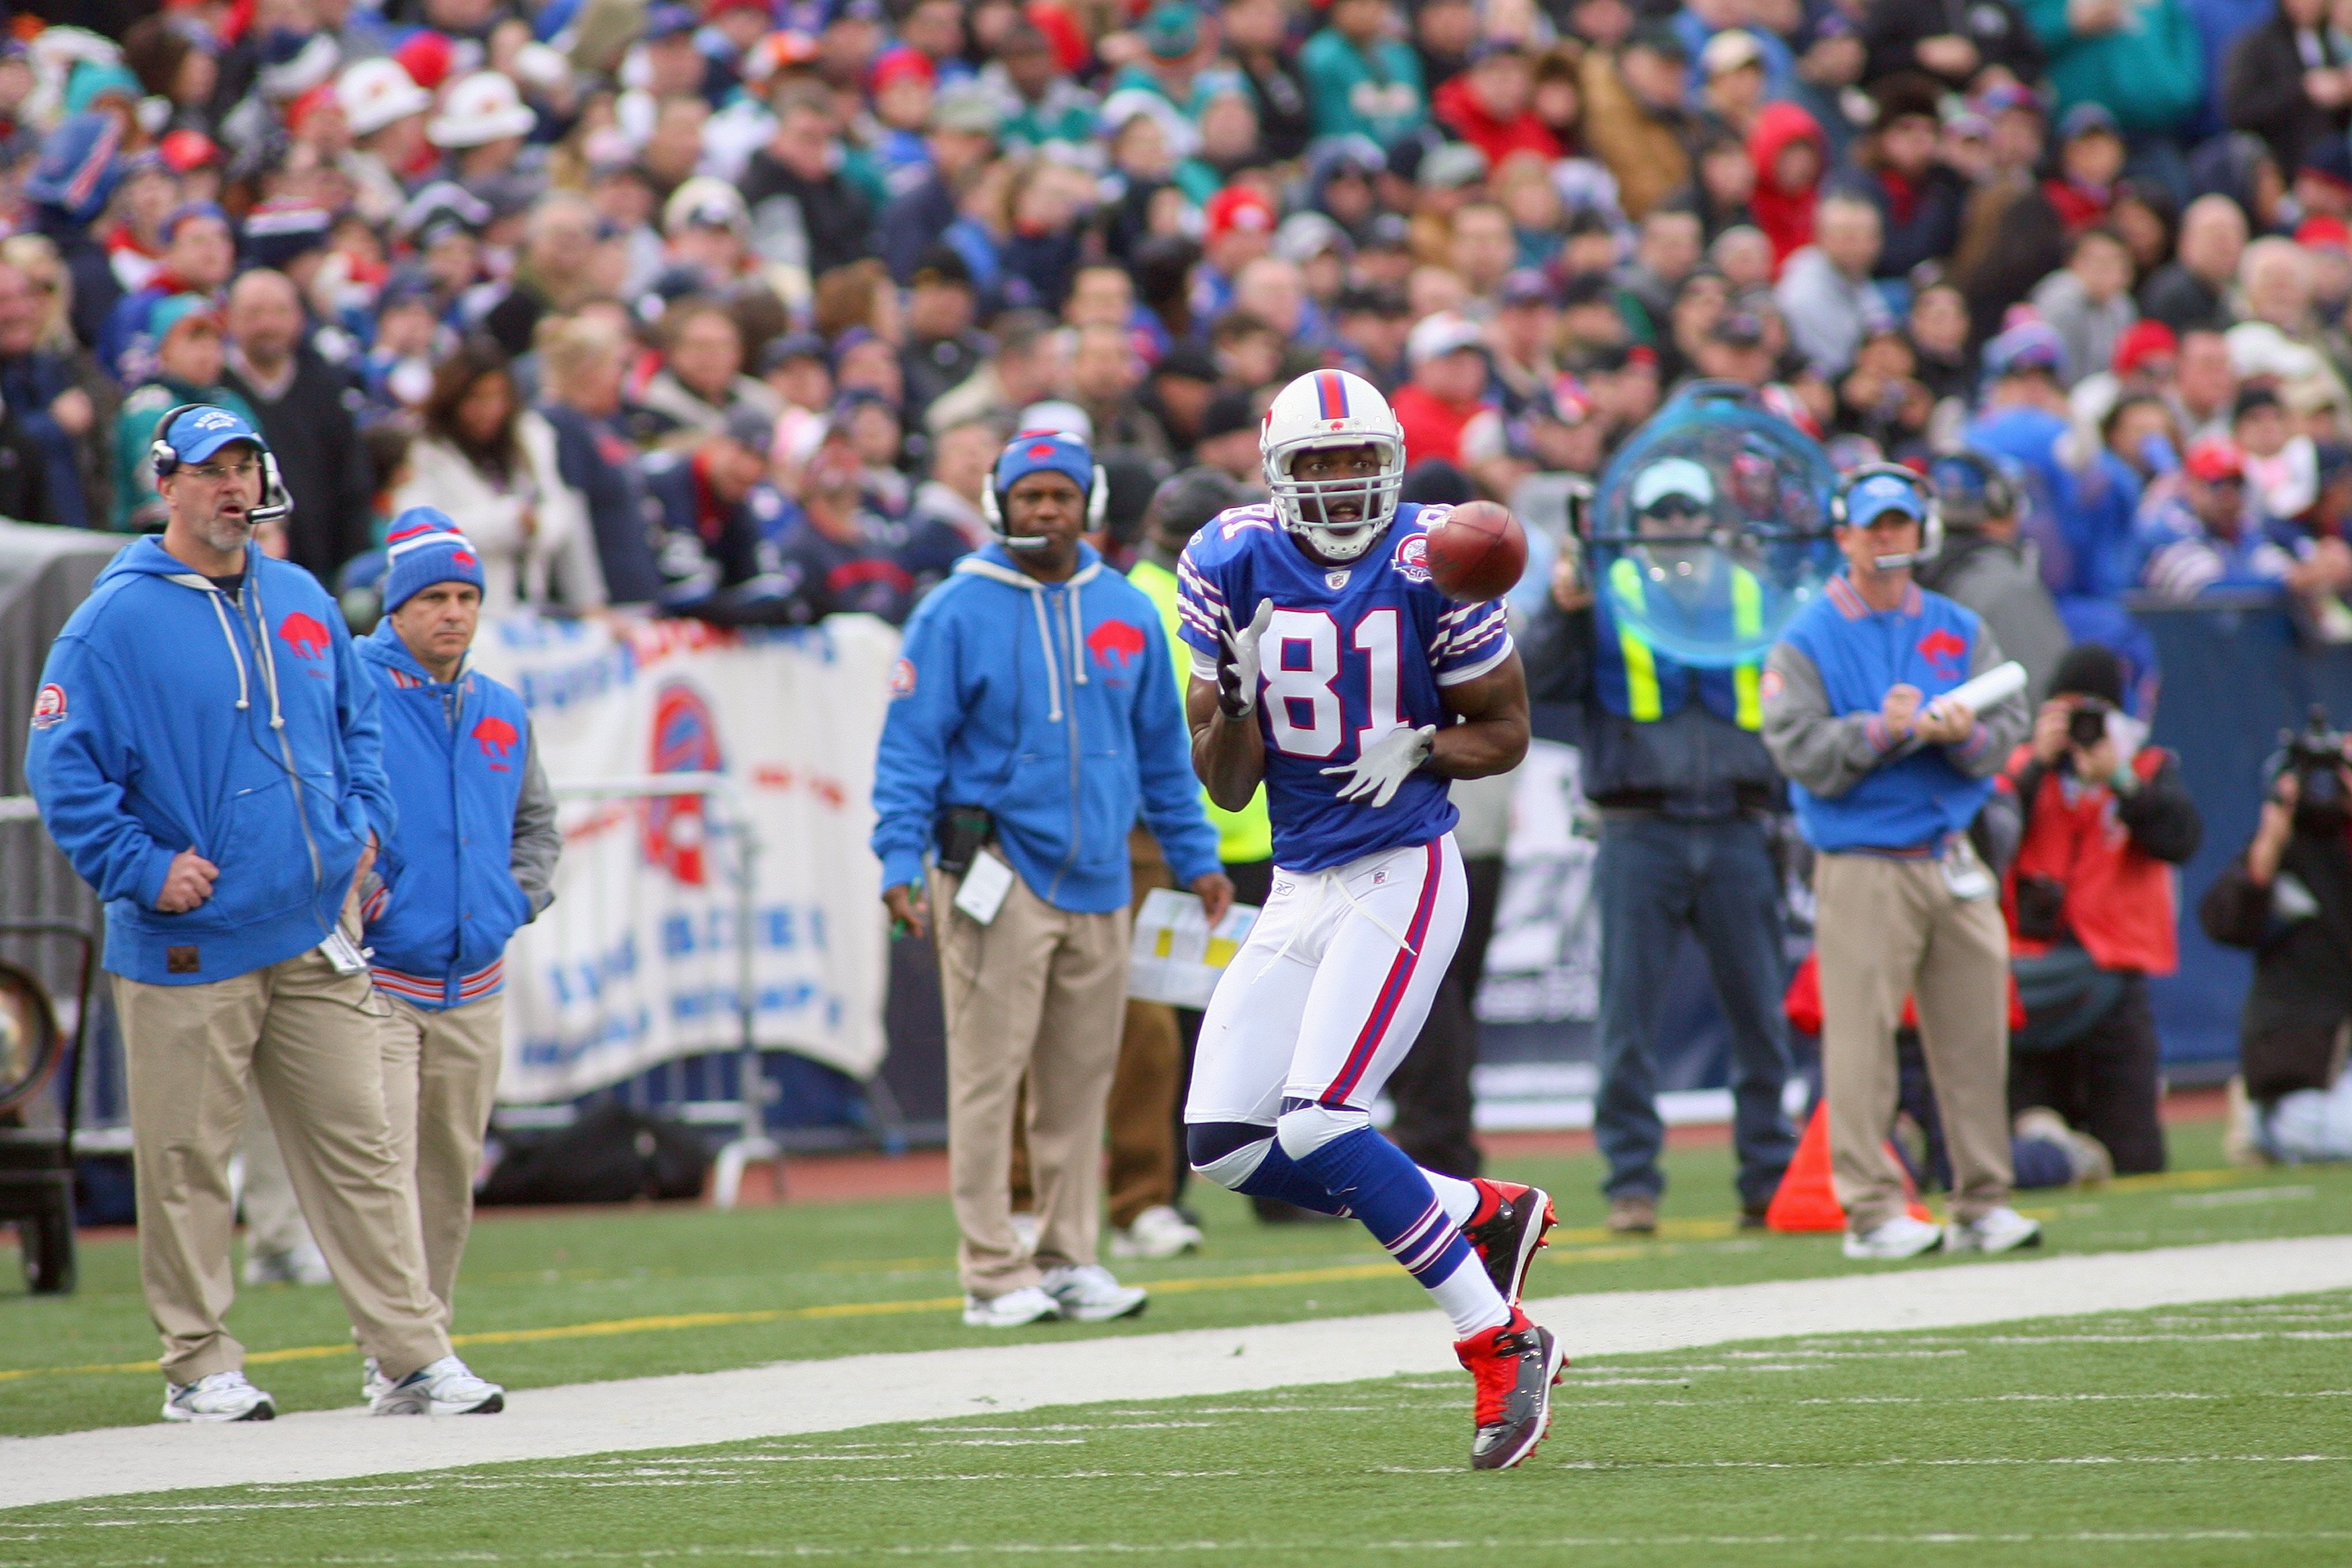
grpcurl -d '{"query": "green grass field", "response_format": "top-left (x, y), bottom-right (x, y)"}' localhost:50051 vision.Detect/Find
top-left (5, 1286), bottom-right (2348, 1567)
top-left (1, 1122), bottom-right (2346, 1438)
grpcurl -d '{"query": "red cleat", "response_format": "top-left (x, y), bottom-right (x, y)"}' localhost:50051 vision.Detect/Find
top-left (1455, 1307), bottom-right (1566, 1470)
top-left (1462, 1179), bottom-right (1555, 1305)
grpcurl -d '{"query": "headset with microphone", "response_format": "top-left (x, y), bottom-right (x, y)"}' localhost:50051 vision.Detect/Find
top-left (1830, 462), bottom-right (1940, 572)
top-left (979, 444), bottom-right (1109, 551)
top-left (150, 403), bottom-right (293, 524)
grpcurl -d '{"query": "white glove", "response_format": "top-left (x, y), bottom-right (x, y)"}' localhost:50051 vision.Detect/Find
top-left (1322, 724), bottom-right (1436, 807)
top-left (1218, 598), bottom-right (1275, 718)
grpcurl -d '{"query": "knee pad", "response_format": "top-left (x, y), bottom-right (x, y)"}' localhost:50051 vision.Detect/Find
top-left (1186, 1121), bottom-right (1274, 1191)
top-left (1275, 1100), bottom-right (1370, 1164)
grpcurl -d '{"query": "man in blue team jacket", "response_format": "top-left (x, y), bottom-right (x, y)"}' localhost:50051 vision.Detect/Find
top-left (872, 430), bottom-right (1230, 1329)
top-left (28, 406), bottom-right (501, 1423)
top-left (356, 509), bottom-right (560, 1400)
top-left (1761, 468), bottom-right (2037, 1264)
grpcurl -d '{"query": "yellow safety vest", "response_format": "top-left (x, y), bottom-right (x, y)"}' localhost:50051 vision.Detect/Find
top-left (1604, 556), bottom-right (1765, 732)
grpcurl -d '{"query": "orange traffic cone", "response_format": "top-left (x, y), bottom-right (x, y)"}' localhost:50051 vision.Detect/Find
top-left (1764, 1101), bottom-right (1934, 1232)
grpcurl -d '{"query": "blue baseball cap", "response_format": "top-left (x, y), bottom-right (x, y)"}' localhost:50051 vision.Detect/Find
top-left (1842, 471), bottom-right (1927, 528)
top-left (161, 405), bottom-right (270, 467)
top-left (993, 429), bottom-right (1095, 500)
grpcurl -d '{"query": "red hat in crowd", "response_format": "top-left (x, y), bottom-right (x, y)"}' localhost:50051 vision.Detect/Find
top-left (2110, 320), bottom-right (2177, 378)
top-left (158, 129), bottom-right (219, 173)
top-left (2296, 215), bottom-right (2352, 252)
top-left (2185, 437), bottom-right (2245, 483)
top-left (707, 0), bottom-right (769, 13)
top-left (1024, 3), bottom-right (1090, 74)
top-left (869, 45), bottom-right (936, 92)
top-left (395, 31), bottom-right (456, 92)
top-left (1204, 185), bottom-right (1277, 241)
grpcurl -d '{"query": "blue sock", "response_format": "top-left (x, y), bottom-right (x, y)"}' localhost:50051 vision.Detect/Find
top-left (1294, 1125), bottom-right (1478, 1291)
top-left (1187, 1124), bottom-right (1350, 1215)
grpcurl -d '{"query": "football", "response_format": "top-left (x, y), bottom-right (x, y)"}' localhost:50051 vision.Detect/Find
top-left (1422, 501), bottom-right (1526, 603)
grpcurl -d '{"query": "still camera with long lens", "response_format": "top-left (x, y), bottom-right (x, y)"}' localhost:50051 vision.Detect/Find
top-left (2275, 707), bottom-right (2351, 836)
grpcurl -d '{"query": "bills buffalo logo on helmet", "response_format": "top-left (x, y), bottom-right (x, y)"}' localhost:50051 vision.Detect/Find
top-left (1391, 532), bottom-right (1432, 583)
top-left (30, 683), bottom-right (65, 730)
top-left (471, 714), bottom-right (518, 771)
top-left (277, 611), bottom-right (333, 660)
top-left (643, 681), bottom-right (723, 887)
top-left (1085, 618), bottom-right (1145, 671)
top-left (1918, 628), bottom-right (1967, 680)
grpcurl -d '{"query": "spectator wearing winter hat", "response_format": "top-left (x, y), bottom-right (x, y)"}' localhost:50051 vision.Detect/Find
top-left (393, 337), bottom-right (603, 616)
top-left (338, 58), bottom-right (436, 228)
top-left (428, 72), bottom-right (540, 195)
top-left (223, 270), bottom-right (377, 585)
top-left (1193, 186), bottom-right (1279, 324)
top-left (877, 86), bottom-right (1004, 285)
top-left (101, 201), bottom-right (235, 385)
top-left (2137, 434), bottom-right (2352, 601)
top-left (113, 297), bottom-right (257, 532)
top-left (1581, 24), bottom-right (1695, 222)
top-left (24, 114), bottom-right (128, 351)
top-left (1300, 0), bottom-right (1429, 145)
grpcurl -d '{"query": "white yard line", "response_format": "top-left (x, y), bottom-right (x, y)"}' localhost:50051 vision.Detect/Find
top-left (3, 1233), bottom-right (2349, 1511)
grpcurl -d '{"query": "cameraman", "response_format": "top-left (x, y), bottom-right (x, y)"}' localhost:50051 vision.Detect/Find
top-left (2000, 645), bottom-right (2201, 1175)
top-left (2200, 718), bottom-right (2352, 1163)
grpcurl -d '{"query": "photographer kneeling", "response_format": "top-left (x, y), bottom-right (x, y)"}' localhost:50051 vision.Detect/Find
top-left (2200, 714), bottom-right (2352, 1163)
top-left (2001, 646), bottom-right (2202, 1175)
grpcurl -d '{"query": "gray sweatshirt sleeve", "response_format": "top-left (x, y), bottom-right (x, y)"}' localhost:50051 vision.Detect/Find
top-left (1941, 624), bottom-right (2031, 781)
top-left (510, 724), bottom-right (561, 919)
top-left (1761, 639), bottom-right (1900, 799)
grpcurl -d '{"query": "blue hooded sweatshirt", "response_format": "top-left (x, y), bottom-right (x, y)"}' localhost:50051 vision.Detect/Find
top-left (870, 542), bottom-right (1222, 913)
top-left (28, 537), bottom-right (393, 986)
top-left (357, 621), bottom-right (548, 1010)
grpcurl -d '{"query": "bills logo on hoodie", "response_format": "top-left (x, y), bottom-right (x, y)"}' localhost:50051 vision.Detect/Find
top-left (643, 680), bottom-right (723, 887)
top-left (30, 683), bottom-right (64, 730)
top-left (1918, 628), bottom-right (1966, 681)
top-left (278, 611), bottom-right (333, 660)
top-left (471, 714), bottom-right (518, 771)
top-left (1085, 618), bottom-right (1144, 672)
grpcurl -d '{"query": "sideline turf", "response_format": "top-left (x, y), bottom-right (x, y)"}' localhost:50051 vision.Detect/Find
top-left (0, 1123), bottom-right (2343, 1437)
top-left (4, 1287), bottom-right (2347, 1566)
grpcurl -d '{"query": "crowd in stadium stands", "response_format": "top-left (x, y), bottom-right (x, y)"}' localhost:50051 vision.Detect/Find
top-left (11, 0), bottom-right (2352, 1190)
top-left (0, 0), bottom-right (2347, 645)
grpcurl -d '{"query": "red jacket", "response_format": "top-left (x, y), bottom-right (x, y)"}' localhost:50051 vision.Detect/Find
top-left (1747, 102), bottom-right (1826, 271)
top-left (1432, 76), bottom-right (1563, 170)
top-left (2000, 743), bottom-right (2179, 975)
top-left (1391, 383), bottom-right (1485, 467)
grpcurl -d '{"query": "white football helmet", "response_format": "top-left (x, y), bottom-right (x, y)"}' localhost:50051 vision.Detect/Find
top-left (1261, 369), bottom-right (1406, 561)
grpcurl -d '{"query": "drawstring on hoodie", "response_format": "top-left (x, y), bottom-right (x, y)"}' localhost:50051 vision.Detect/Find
top-left (1030, 591), bottom-right (1062, 722)
top-left (1066, 581), bottom-right (1086, 687)
top-left (246, 570), bottom-right (287, 731)
top-left (201, 590), bottom-right (252, 712)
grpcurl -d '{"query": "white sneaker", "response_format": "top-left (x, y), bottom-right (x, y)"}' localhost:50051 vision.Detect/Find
top-left (1945, 1206), bottom-right (2043, 1255)
top-left (1006, 1212), bottom-right (1040, 1257)
top-left (1841, 1214), bottom-right (1946, 1261)
top-left (1041, 1263), bottom-right (1148, 1322)
top-left (1110, 1205), bottom-right (1203, 1260)
top-left (242, 1242), bottom-right (332, 1286)
top-left (961, 1285), bottom-right (1062, 1328)
top-left (162, 1371), bottom-right (275, 1422)
top-left (361, 1356), bottom-right (390, 1405)
top-left (370, 1355), bottom-right (505, 1416)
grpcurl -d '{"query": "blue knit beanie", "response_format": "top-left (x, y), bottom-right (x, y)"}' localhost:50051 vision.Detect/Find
top-left (383, 508), bottom-right (486, 613)
top-left (992, 429), bottom-right (1095, 504)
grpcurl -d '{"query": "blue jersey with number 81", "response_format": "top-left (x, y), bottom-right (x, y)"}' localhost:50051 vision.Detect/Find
top-left (1175, 502), bottom-right (1514, 873)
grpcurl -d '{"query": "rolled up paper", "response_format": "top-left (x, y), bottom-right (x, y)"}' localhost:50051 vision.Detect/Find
top-left (1925, 659), bottom-right (2026, 723)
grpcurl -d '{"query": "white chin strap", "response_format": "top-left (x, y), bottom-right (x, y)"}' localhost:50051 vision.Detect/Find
top-left (1306, 522), bottom-right (1380, 560)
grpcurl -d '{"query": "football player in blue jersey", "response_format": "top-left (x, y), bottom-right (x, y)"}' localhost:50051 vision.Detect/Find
top-left (1173, 368), bottom-right (1565, 1471)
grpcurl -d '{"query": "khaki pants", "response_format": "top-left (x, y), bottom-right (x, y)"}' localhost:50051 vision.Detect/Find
top-left (1814, 850), bottom-right (2014, 1232)
top-left (115, 940), bottom-right (449, 1385)
top-left (238, 1089), bottom-right (317, 1261)
top-left (379, 992), bottom-right (505, 1334)
top-left (1010, 828), bottom-right (1181, 1229)
top-left (934, 863), bottom-right (1131, 1298)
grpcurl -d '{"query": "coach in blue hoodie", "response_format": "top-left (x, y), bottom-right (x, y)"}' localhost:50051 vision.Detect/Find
top-left (872, 430), bottom-right (1228, 1329)
top-left (357, 510), bottom-right (560, 1383)
top-left (28, 406), bottom-right (501, 1423)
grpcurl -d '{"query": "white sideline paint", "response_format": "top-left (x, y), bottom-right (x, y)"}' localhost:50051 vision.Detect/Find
top-left (4, 1233), bottom-right (2350, 1511)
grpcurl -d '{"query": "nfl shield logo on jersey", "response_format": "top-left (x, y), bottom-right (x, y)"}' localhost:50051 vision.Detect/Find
top-left (1391, 533), bottom-right (1432, 584)
top-left (1325, 570), bottom-right (1351, 589)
